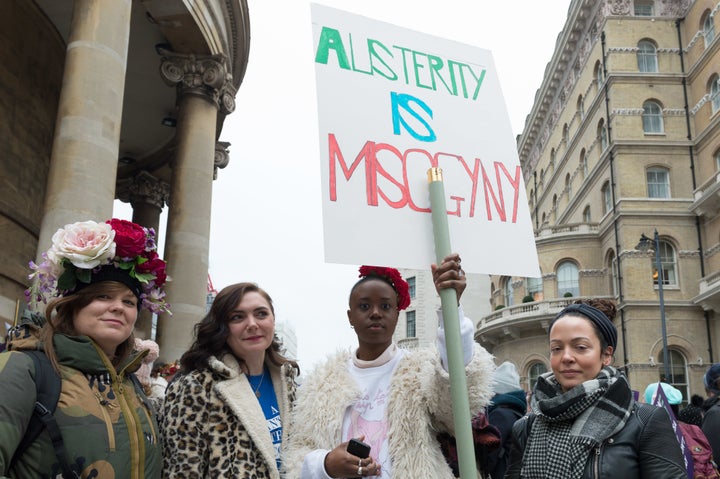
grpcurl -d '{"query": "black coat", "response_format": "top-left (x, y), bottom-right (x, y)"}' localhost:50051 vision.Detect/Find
top-left (702, 396), bottom-right (720, 461)
top-left (505, 402), bottom-right (687, 479)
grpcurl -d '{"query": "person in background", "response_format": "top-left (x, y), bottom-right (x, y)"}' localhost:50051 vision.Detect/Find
top-left (644, 382), bottom-right (683, 417)
top-left (161, 282), bottom-right (299, 479)
top-left (486, 361), bottom-right (526, 479)
top-left (702, 363), bottom-right (720, 460)
top-left (505, 298), bottom-right (686, 479)
top-left (679, 394), bottom-right (705, 427)
top-left (283, 254), bottom-right (496, 479)
top-left (134, 338), bottom-right (166, 407)
top-left (0, 218), bottom-right (169, 478)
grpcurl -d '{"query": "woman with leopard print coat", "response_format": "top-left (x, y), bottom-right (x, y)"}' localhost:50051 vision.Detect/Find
top-left (160, 283), bottom-right (299, 479)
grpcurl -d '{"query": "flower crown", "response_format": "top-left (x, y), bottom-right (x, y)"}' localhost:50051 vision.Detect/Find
top-left (358, 265), bottom-right (411, 310)
top-left (26, 219), bottom-right (171, 315)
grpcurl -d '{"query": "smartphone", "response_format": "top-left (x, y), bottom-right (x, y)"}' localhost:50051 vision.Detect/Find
top-left (346, 438), bottom-right (371, 459)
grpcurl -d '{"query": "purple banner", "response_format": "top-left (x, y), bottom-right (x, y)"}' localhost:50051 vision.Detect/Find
top-left (650, 383), bottom-right (693, 479)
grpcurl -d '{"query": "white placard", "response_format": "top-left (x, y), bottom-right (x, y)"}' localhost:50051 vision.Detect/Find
top-left (312, 4), bottom-right (540, 277)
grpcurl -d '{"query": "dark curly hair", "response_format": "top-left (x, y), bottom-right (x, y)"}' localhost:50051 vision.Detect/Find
top-left (179, 282), bottom-right (299, 376)
top-left (570, 298), bottom-right (617, 351)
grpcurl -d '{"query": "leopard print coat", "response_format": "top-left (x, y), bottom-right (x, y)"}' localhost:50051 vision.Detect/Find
top-left (160, 354), bottom-right (297, 479)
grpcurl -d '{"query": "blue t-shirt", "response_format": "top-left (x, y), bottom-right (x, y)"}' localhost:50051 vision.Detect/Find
top-left (248, 368), bottom-right (283, 470)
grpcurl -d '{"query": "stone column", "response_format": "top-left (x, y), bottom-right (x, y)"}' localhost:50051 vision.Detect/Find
top-left (156, 50), bottom-right (236, 363)
top-left (116, 171), bottom-right (170, 338)
top-left (38, 0), bottom-right (132, 252)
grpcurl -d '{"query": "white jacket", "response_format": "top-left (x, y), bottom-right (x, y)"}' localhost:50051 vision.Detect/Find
top-left (283, 343), bottom-right (495, 479)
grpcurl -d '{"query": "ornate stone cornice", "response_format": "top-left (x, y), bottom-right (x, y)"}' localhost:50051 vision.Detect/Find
top-left (706, 242), bottom-right (720, 259)
top-left (579, 269), bottom-right (605, 277)
top-left (691, 93), bottom-right (710, 115)
top-left (214, 141), bottom-right (231, 180)
top-left (116, 170), bottom-right (170, 209)
top-left (678, 249), bottom-right (700, 258)
top-left (158, 47), bottom-right (236, 114)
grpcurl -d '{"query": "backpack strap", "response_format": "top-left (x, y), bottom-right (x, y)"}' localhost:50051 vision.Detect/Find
top-left (9, 350), bottom-right (79, 478)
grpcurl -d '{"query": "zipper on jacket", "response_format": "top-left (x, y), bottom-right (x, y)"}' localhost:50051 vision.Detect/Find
top-left (94, 391), bottom-right (117, 451)
top-left (116, 378), bottom-right (145, 479)
top-left (593, 446), bottom-right (601, 479)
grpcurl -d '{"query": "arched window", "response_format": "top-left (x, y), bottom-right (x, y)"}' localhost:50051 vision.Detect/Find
top-left (595, 60), bottom-right (604, 88)
top-left (643, 100), bottom-right (664, 133)
top-left (598, 119), bottom-right (608, 150)
top-left (565, 173), bottom-right (572, 197)
top-left (529, 189), bottom-right (534, 211)
top-left (647, 167), bottom-right (670, 198)
top-left (541, 212), bottom-right (547, 225)
top-left (654, 239), bottom-right (677, 286)
top-left (659, 349), bottom-right (688, 402)
top-left (504, 277), bottom-right (514, 307)
top-left (602, 181), bottom-right (612, 214)
top-left (526, 276), bottom-right (543, 302)
top-left (637, 40), bottom-right (658, 72)
top-left (703, 11), bottom-right (715, 48)
top-left (563, 124), bottom-right (569, 144)
top-left (557, 261), bottom-right (580, 297)
top-left (580, 149), bottom-right (588, 178)
top-left (715, 149), bottom-right (720, 170)
top-left (583, 205), bottom-right (591, 223)
top-left (577, 95), bottom-right (585, 119)
top-left (540, 168), bottom-right (545, 186)
top-left (528, 362), bottom-right (548, 391)
top-left (711, 75), bottom-right (720, 114)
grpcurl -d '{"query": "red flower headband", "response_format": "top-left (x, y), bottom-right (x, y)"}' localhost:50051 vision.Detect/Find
top-left (358, 265), bottom-right (411, 311)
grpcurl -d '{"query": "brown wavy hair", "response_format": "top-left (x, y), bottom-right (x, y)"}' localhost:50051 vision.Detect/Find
top-left (40, 281), bottom-right (137, 373)
top-left (180, 282), bottom-right (299, 376)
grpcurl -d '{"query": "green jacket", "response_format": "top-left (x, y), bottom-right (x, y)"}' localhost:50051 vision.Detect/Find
top-left (0, 325), bottom-right (161, 479)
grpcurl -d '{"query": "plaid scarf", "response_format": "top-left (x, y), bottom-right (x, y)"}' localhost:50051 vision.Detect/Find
top-left (521, 366), bottom-right (632, 479)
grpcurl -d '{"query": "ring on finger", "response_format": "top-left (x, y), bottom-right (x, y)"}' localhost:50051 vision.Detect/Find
top-left (358, 459), bottom-right (362, 468)
top-left (358, 466), bottom-right (363, 476)
top-left (458, 268), bottom-right (464, 277)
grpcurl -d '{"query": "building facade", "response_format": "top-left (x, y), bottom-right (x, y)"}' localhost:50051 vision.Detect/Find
top-left (0, 0), bottom-right (250, 363)
top-left (477, 0), bottom-right (720, 400)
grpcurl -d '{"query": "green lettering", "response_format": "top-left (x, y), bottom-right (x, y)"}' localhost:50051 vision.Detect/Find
top-left (368, 39), bottom-right (397, 80)
top-left (471, 68), bottom-right (487, 100)
top-left (315, 27), bottom-right (350, 69)
top-left (349, 34), bottom-right (372, 75)
top-left (412, 50), bottom-right (432, 90)
top-left (428, 55), bottom-right (456, 96)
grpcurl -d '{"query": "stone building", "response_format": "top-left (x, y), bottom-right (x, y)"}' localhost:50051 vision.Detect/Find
top-left (0, 0), bottom-right (250, 362)
top-left (477, 0), bottom-right (720, 401)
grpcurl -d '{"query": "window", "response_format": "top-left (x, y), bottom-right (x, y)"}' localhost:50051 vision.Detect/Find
top-left (608, 250), bottom-right (619, 296)
top-left (580, 149), bottom-right (588, 178)
top-left (405, 310), bottom-right (416, 337)
top-left (557, 261), bottom-right (580, 297)
top-left (715, 149), bottom-right (720, 170)
top-left (529, 362), bottom-right (548, 391)
top-left (637, 41), bottom-right (658, 73)
top-left (659, 349), bottom-right (688, 403)
top-left (595, 60), bottom-right (604, 88)
top-left (565, 173), bottom-right (572, 197)
top-left (583, 205), bottom-right (591, 223)
top-left (703, 11), bottom-right (715, 48)
top-left (654, 240), bottom-right (677, 286)
top-left (602, 181), bottom-right (612, 214)
top-left (647, 167), bottom-right (670, 198)
top-left (711, 75), bottom-right (720, 114)
top-left (577, 95), bottom-right (585, 119)
top-left (563, 124), bottom-right (569, 144)
top-left (643, 101), bottom-right (664, 133)
top-left (598, 120), bottom-right (608, 150)
top-left (504, 277), bottom-right (514, 307)
top-left (407, 276), bottom-right (416, 299)
top-left (634, 1), bottom-right (654, 16)
top-left (527, 276), bottom-right (543, 302)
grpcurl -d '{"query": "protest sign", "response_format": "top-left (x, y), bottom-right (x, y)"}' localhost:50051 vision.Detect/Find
top-left (311, 4), bottom-right (539, 276)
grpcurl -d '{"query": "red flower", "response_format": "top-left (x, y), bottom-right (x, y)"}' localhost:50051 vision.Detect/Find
top-left (137, 251), bottom-right (168, 286)
top-left (107, 219), bottom-right (146, 258)
top-left (358, 265), bottom-right (411, 310)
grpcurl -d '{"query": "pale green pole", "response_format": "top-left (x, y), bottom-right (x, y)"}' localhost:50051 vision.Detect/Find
top-left (428, 167), bottom-right (476, 479)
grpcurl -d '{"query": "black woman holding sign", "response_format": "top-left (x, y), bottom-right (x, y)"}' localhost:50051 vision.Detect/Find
top-left (283, 254), bottom-right (495, 478)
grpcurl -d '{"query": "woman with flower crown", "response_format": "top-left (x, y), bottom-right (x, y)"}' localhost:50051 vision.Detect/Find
top-left (160, 282), bottom-right (299, 479)
top-left (0, 218), bottom-right (170, 479)
top-left (283, 254), bottom-right (495, 479)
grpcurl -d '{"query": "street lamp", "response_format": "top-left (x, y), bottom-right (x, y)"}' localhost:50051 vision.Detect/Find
top-left (636, 230), bottom-right (670, 381)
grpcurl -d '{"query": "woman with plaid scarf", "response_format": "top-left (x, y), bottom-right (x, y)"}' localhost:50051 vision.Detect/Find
top-left (505, 299), bottom-right (686, 479)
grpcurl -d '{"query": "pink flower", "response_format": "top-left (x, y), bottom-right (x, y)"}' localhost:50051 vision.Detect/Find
top-left (48, 221), bottom-right (116, 269)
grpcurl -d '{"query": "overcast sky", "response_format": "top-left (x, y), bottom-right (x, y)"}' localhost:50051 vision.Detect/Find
top-left (118, 0), bottom-right (572, 373)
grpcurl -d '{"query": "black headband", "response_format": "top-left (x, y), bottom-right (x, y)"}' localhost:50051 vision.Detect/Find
top-left (552, 303), bottom-right (617, 350)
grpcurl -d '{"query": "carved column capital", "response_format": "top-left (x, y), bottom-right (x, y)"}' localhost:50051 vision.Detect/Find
top-left (158, 48), bottom-right (236, 114)
top-left (116, 171), bottom-right (170, 209)
top-left (214, 141), bottom-right (231, 180)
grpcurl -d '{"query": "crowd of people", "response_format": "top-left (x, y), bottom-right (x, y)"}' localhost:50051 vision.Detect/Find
top-left (1, 218), bottom-right (720, 478)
